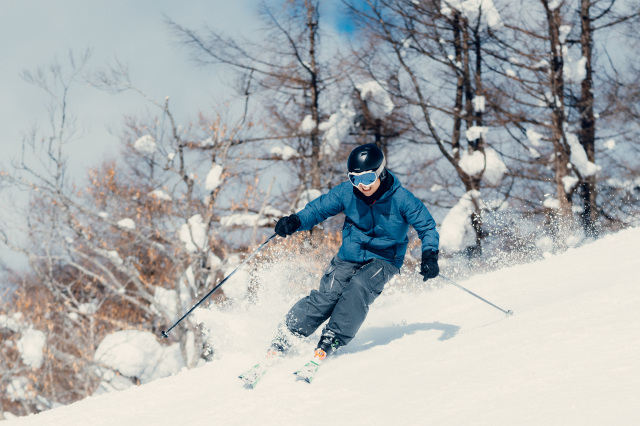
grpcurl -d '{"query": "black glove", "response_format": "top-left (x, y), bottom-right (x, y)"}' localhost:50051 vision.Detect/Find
top-left (275, 214), bottom-right (301, 237)
top-left (420, 250), bottom-right (439, 281)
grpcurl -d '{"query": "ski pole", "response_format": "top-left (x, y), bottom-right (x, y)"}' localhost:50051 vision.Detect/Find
top-left (438, 274), bottom-right (513, 317)
top-left (160, 233), bottom-right (278, 339)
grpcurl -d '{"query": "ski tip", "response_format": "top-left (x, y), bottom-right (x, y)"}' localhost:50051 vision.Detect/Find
top-left (293, 370), bottom-right (313, 383)
top-left (293, 372), bottom-right (313, 383)
top-left (239, 376), bottom-right (259, 389)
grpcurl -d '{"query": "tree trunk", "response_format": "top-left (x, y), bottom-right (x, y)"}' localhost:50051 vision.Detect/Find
top-left (545, 0), bottom-right (574, 248)
top-left (307, 2), bottom-right (322, 189)
top-left (577, 0), bottom-right (598, 237)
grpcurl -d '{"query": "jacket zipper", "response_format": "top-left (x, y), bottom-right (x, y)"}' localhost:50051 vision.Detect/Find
top-left (365, 204), bottom-right (376, 262)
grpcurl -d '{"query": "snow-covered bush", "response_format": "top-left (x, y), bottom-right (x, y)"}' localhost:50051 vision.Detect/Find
top-left (93, 330), bottom-right (185, 394)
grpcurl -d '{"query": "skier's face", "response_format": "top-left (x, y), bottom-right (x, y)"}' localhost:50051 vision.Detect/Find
top-left (356, 178), bottom-right (381, 196)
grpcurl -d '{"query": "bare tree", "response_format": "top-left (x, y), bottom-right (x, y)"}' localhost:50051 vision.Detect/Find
top-left (0, 52), bottom-right (278, 416)
top-left (573, 0), bottom-right (640, 235)
top-left (168, 0), bottom-right (348, 201)
top-left (343, 0), bottom-right (510, 256)
top-left (486, 0), bottom-right (640, 246)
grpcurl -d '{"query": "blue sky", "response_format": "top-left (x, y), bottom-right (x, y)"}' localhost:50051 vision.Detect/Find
top-left (0, 1), bottom-right (356, 179)
top-left (0, 1), bottom-right (257, 177)
top-left (0, 1), bottom-right (355, 271)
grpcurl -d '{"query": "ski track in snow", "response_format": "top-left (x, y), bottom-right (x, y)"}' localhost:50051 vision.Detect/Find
top-left (5, 228), bottom-right (640, 426)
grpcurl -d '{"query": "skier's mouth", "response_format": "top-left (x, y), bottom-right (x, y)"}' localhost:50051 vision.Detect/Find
top-left (360, 185), bottom-right (374, 195)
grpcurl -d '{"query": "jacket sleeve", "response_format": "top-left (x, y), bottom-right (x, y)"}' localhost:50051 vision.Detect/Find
top-left (296, 186), bottom-right (346, 231)
top-left (401, 189), bottom-right (439, 253)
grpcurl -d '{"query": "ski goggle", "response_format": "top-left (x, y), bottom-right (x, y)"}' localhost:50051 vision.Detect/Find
top-left (347, 161), bottom-right (385, 188)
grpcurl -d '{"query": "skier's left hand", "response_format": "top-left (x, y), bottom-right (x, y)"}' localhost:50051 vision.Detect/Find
top-left (420, 250), bottom-right (439, 281)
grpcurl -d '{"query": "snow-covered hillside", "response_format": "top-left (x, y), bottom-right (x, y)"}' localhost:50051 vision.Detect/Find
top-left (4, 228), bottom-right (640, 426)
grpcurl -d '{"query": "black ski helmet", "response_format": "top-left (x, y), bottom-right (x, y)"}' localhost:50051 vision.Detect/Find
top-left (347, 144), bottom-right (386, 173)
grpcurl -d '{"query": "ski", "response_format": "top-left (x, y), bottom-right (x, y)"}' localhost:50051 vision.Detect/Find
top-left (238, 350), bottom-right (280, 389)
top-left (239, 362), bottom-right (270, 388)
top-left (294, 359), bottom-right (321, 383)
top-left (294, 349), bottom-right (326, 383)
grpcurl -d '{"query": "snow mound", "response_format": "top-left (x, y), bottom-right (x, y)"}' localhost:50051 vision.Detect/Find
top-left (93, 330), bottom-right (184, 385)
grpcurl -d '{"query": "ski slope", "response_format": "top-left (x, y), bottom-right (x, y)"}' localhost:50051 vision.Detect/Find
top-left (5, 227), bottom-right (640, 426)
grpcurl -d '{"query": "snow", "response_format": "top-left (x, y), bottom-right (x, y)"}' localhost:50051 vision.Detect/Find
top-left (548, 0), bottom-right (561, 10)
top-left (535, 235), bottom-right (554, 253)
top-left (562, 175), bottom-right (579, 194)
top-left (442, 0), bottom-right (503, 30)
top-left (105, 250), bottom-right (123, 265)
top-left (149, 189), bottom-right (172, 201)
top-left (270, 145), bottom-right (298, 160)
top-left (4, 227), bottom-right (640, 424)
top-left (152, 286), bottom-right (179, 321)
top-left (559, 25), bottom-right (572, 44)
top-left (319, 102), bottom-right (356, 156)
top-left (299, 115), bottom-right (317, 133)
top-left (439, 190), bottom-right (481, 252)
top-left (400, 37), bottom-right (412, 57)
top-left (563, 46), bottom-right (587, 83)
top-left (355, 80), bottom-right (394, 119)
top-left (16, 328), bottom-right (46, 369)
top-left (543, 196), bottom-right (560, 209)
top-left (296, 189), bottom-right (322, 211)
top-left (482, 148), bottom-right (507, 186)
top-left (533, 59), bottom-right (550, 70)
top-left (459, 149), bottom-right (485, 176)
top-left (132, 135), bottom-right (156, 155)
top-left (566, 133), bottom-right (601, 177)
top-left (116, 218), bottom-right (135, 230)
top-left (208, 253), bottom-right (223, 270)
top-left (220, 213), bottom-right (270, 228)
top-left (93, 330), bottom-right (185, 386)
top-left (526, 128), bottom-right (543, 146)
top-left (458, 148), bottom-right (505, 185)
top-left (604, 139), bottom-right (616, 150)
top-left (472, 95), bottom-right (485, 113)
top-left (205, 163), bottom-right (223, 192)
top-left (261, 206), bottom-right (285, 218)
top-left (465, 125), bottom-right (488, 142)
top-left (78, 303), bottom-right (98, 315)
top-left (7, 377), bottom-right (33, 402)
top-left (220, 268), bottom-right (251, 300)
top-left (528, 147), bottom-right (541, 159)
top-left (179, 214), bottom-right (208, 253)
top-left (200, 136), bottom-right (215, 147)
top-left (0, 312), bottom-right (23, 332)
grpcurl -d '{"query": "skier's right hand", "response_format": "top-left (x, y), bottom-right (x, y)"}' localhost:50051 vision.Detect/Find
top-left (275, 214), bottom-right (301, 237)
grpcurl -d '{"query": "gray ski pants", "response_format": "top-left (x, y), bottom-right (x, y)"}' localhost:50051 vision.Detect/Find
top-left (284, 255), bottom-right (399, 346)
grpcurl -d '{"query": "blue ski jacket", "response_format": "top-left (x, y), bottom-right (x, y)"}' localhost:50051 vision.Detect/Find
top-left (295, 171), bottom-right (439, 269)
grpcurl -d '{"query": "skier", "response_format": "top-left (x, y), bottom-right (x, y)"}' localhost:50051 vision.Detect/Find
top-left (270, 143), bottom-right (440, 367)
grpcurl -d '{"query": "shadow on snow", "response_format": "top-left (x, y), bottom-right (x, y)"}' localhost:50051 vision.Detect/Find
top-left (339, 321), bottom-right (460, 355)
